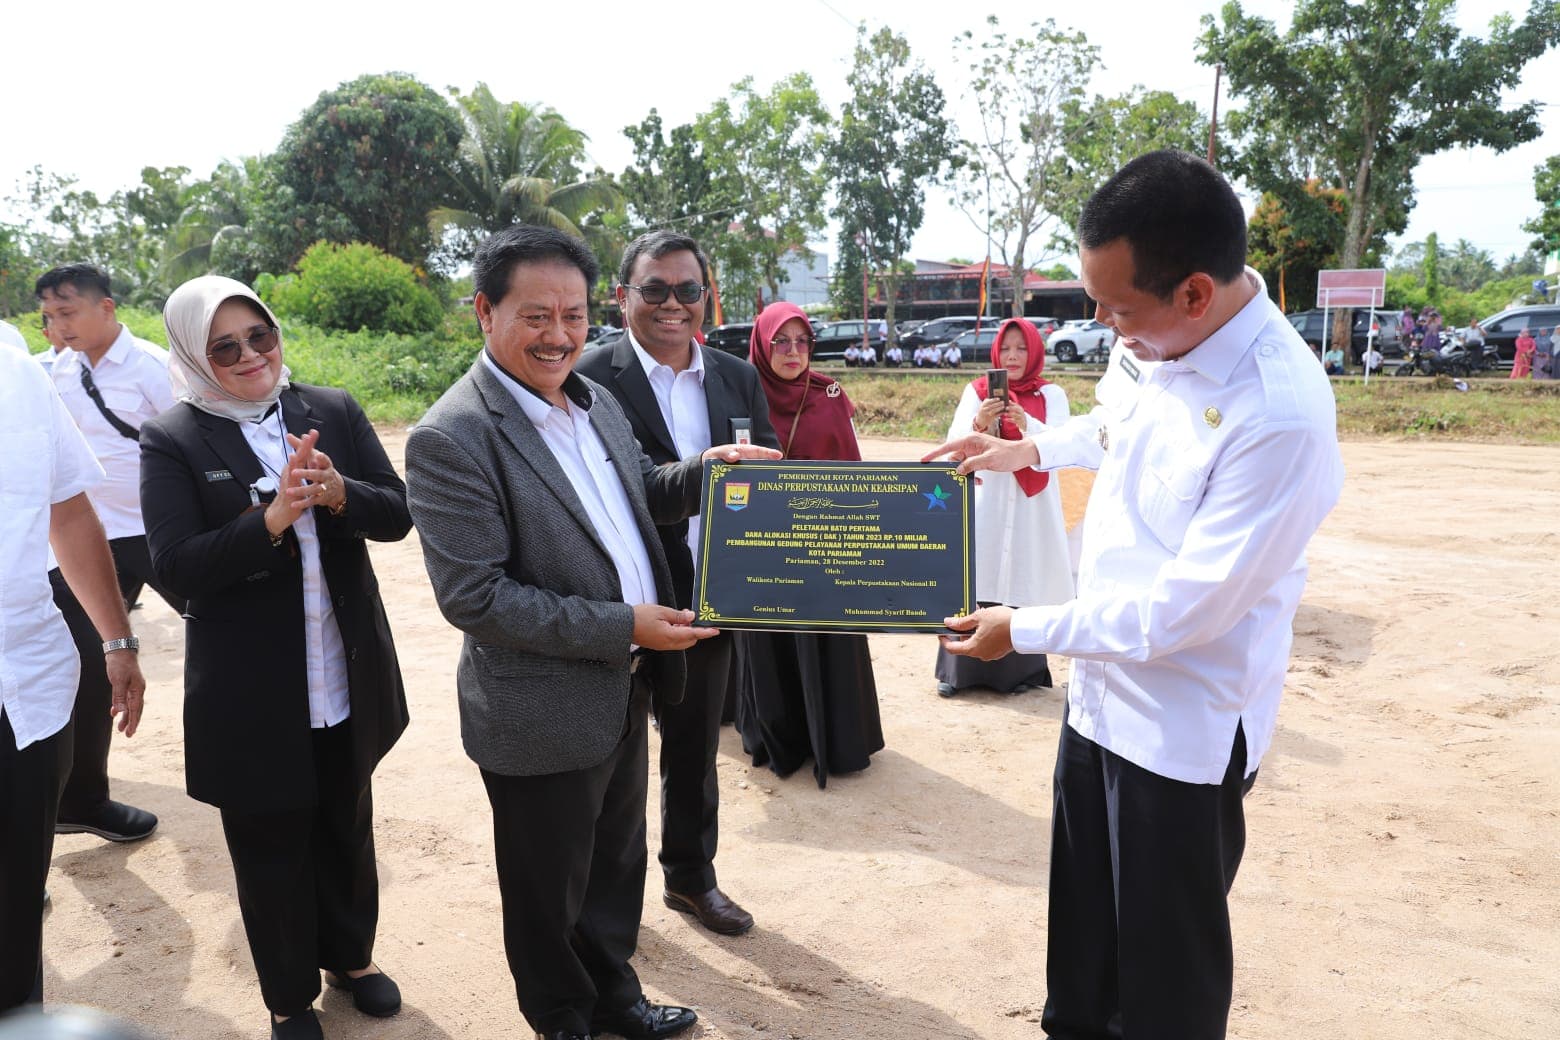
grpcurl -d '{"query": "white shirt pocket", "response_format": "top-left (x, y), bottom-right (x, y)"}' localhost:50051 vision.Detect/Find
top-left (1135, 440), bottom-right (1210, 553)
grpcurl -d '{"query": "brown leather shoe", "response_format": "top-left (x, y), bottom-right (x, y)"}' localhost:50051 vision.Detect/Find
top-left (663, 886), bottom-right (755, 935)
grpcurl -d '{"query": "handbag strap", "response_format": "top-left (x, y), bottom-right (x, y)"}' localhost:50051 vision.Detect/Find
top-left (79, 365), bottom-right (142, 442)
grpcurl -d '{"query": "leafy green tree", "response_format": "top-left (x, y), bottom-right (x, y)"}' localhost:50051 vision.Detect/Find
top-left (1246, 182), bottom-right (1345, 311)
top-left (1199, 0), bottom-right (1560, 275)
top-left (1423, 232), bottom-right (1440, 305)
top-left (694, 75), bottom-right (832, 305)
top-left (259, 241), bottom-right (443, 334)
top-left (828, 25), bottom-right (956, 338)
top-left (1498, 247), bottom-right (1546, 280)
top-left (430, 83), bottom-right (622, 271)
top-left (1439, 238), bottom-right (1497, 293)
top-left (954, 17), bottom-right (1096, 317)
top-left (1055, 88), bottom-right (1208, 229)
top-left (1034, 262), bottom-right (1077, 280)
top-left (1524, 155), bottom-right (1560, 256)
top-left (272, 73), bottom-right (464, 270)
top-left (160, 157), bottom-right (274, 286)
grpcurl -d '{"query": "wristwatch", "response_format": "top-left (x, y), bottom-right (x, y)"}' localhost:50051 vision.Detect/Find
top-left (103, 636), bottom-right (140, 654)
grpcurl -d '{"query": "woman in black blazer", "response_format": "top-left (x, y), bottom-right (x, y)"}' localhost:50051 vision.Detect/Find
top-left (139, 276), bottom-right (411, 1040)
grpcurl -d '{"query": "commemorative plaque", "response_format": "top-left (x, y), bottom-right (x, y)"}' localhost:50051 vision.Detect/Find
top-left (694, 461), bottom-right (976, 633)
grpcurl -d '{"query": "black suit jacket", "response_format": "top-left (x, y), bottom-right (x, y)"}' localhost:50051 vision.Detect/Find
top-left (575, 338), bottom-right (779, 608)
top-left (139, 384), bottom-right (412, 813)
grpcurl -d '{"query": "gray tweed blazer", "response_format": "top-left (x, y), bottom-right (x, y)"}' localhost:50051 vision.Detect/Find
top-left (405, 357), bottom-right (703, 777)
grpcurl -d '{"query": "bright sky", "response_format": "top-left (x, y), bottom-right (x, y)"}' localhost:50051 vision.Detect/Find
top-left (3, 0), bottom-right (1554, 271)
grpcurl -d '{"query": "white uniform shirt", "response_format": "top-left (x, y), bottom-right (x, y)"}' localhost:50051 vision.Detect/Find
top-left (239, 404), bottom-right (351, 728)
top-left (0, 352), bottom-right (105, 749)
top-left (628, 334), bottom-right (711, 574)
top-left (1013, 270), bottom-right (1344, 784)
top-left (50, 325), bottom-right (174, 540)
top-left (483, 353), bottom-right (657, 614)
top-left (0, 320), bottom-right (27, 354)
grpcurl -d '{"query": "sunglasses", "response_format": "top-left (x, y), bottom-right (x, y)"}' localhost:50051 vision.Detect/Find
top-left (624, 281), bottom-right (706, 305)
top-left (206, 324), bottom-right (280, 368)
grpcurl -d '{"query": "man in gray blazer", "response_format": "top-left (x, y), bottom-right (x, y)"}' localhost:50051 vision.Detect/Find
top-left (405, 226), bottom-right (776, 1040)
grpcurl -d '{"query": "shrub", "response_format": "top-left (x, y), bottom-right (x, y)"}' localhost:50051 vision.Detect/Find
top-left (260, 241), bottom-right (444, 335)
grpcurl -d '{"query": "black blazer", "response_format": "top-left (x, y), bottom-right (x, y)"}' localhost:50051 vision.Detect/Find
top-left (139, 383), bottom-right (412, 813)
top-left (575, 338), bottom-right (779, 608)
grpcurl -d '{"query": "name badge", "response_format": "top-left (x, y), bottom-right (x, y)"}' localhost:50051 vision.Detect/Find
top-left (1118, 354), bottom-right (1141, 382)
top-left (205, 469), bottom-right (234, 483)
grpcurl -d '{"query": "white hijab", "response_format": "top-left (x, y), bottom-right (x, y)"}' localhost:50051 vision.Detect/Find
top-left (162, 275), bottom-right (291, 422)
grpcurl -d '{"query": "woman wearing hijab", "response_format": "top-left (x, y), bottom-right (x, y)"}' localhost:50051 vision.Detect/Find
top-left (1512, 328), bottom-right (1536, 379)
top-left (139, 276), bottom-right (410, 1040)
top-left (934, 318), bottom-right (1073, 698)
top-left (734, 301), bottom-right (883, 788)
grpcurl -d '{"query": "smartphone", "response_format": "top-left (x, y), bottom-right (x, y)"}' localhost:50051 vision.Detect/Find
top-left (986, 368), bottom-right (1008, 404)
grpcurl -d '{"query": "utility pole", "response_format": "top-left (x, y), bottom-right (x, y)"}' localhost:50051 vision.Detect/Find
top-left (1207, 63), bottom-right (1223, 166)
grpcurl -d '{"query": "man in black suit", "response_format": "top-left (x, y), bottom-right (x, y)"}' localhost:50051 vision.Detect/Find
top-left (577, 230), bottom-right (779, 937)
top-left (406, 226), bottom-right (777, 1040)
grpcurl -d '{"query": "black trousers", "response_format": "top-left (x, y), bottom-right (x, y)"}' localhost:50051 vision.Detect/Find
top-left (481, 679), bottom-right (650, 1036)
top-left (0, 714), bottom-right (71, 1013)
top-left (219, 721), bottom-right (378, 1016)
top-left (1042, 712), bottom-right (1255, 1040)
top-left (49, 535), bottom-right (182, 819)
top-left (657, 632), bottom-right (732, 895)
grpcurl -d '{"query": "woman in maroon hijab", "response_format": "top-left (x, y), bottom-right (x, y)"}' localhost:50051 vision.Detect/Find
top-left (934, 317), bottom-right (1073, 698)
top-left (733, 302), bottom-right (883, 788)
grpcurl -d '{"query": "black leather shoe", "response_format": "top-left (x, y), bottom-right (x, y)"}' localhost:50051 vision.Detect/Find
top-left (536, 1032), bottom-right (592, 1040)
top-left (936, 682), bottom-right (957, 698)
top-left (56, 800), bottom-right (158, 842)
top-left (271, 1009), bottom-right (323, 1040)
top-left (590, 997), bottom-right (696, 1039)
top-left (325, 966), bottom-right (401, 1016)
top-left (663, 886), bottom-right (754, 936)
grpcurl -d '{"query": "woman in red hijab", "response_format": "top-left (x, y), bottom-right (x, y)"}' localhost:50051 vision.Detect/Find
top-left (734, 302), bottom-right (883, 788)
top-left (934, 317), bottom-right (1074, 698)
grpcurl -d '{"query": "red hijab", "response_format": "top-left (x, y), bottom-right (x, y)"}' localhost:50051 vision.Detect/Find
top-left (749, 302), bottom-right (861, 461)
top-left (970, 317), bottom-right (1050, 496)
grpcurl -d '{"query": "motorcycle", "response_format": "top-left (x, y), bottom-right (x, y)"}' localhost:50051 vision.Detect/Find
top-left (1395, 342), bottom-right (1471, 376)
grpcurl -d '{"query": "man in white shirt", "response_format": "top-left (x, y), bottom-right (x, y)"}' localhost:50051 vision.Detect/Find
top-left (942, 342), bottom-right (962, 367)
top-left (578, 230), bottom-right (779, 939)
top-left (928, 151), bottom-right (1343, 1039)
top-left (36, 264), bottom-right (176, 843)
top-left (884, 343), bottom-right (903, 367)
top-left (0, 349), bottom-right (147, 1013)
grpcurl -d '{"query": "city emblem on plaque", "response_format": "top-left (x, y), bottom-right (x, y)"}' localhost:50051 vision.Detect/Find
top-left (724, 482), bottom-right (751, 511)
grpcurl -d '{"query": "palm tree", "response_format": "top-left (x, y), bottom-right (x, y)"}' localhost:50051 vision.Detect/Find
top-left (431, 84), bottom-right (624, 268)
top-left (160, 157), bottom-right (266, 284)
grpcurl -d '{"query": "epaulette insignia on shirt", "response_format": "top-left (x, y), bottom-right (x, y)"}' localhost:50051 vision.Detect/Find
top-left (826, 382), bottom-right (842, 398)
top-left (1119, 354), bottom-right (1141, 382)
top-left (1097, 424), bottom-right (1110, 452)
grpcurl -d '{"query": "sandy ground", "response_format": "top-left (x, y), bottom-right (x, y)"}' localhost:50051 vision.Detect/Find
top-left (39, 433), bottom-right (1560, 1039)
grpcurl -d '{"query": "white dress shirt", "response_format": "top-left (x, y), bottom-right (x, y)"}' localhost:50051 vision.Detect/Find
top-left (0, 351), bottom-right (105, 749)
top-left (628, 334), bottom-right (712, 573)
top-left (1012, 270), bottom-right (1344, 784)
top-left (0, 319), bottom-right (27, 354)
top-left (50, 324), bottom-right (175, 540)
top-left (482, 353), bottom-right (657, 613)
top-left (239, 404), bottom-right (351, 729)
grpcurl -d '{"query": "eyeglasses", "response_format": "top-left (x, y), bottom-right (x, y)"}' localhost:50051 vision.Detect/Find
top-left (206, 324), bottom-right (279, 368)
top-left (624, 281), bottom-right (706, 305)
top-left (771, 336), bottom-right (813, 354)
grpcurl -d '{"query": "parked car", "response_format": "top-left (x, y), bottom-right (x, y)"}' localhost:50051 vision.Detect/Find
top-left (590, 327), bottom-right (628, 351)
top-left (1458, 304), bottom-right (1560, 364)
top-left (585, 324), bottom-right (617, 343)
top-left (899, 316), bottom-right (982, 351)
top-left (1286, 308), bottom-right (1405, 362)
top-left (1047, 319), bottom-right (1116, 363)
top-left (812, 319), bottom-right (888, 362)
top-left (944, 326), bottom-right (999, 365)
top-left (703, 322), bottom-right (755, 357)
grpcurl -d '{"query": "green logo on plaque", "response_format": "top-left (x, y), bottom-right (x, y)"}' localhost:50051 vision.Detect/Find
top-left (923, 484), bottom-right (952, 510)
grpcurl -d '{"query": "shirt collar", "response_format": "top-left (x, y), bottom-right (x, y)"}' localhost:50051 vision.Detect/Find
top-left (628, 330), bottom-right (705, 383)
top-left (482, 349), bottom-right (594, 425)
top-left (1174, 267), bottom-right (1270, 385)
top-left (99, 324), bottom-right (135, 366)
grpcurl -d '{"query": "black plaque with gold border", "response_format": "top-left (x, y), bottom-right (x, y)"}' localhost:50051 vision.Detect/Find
top-left (694, 461), bottom-right (975, 633)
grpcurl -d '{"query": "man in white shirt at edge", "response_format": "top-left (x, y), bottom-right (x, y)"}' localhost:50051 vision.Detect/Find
top-left (0, 349), bottom-right (147, 1013)
top-left (37, 263), bottom-right (176, 844)
top-left (0, 318), bottom-right (28, 354)
top-left (926, 150), bottom-right (1344, 1040)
